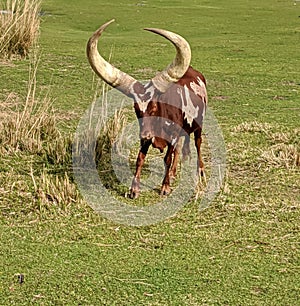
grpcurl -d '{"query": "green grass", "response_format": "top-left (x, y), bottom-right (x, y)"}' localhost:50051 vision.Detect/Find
top-left (1, 0), bottom-right (299, 304)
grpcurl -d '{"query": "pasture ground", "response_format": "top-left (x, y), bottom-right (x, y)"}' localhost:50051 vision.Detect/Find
top-left (0, 0), bottom-right (299, 304)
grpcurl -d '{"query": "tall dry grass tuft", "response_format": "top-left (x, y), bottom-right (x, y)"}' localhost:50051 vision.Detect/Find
top-left (0, 54), bottom-right (62, 155)
top-left (95, 105), bottom-right (128, 164)
top-left (72, 80), bottom-right (129, 195)
top-left (0, 0), bottom-right (41, 59)
top-left (73, 80), bottom-right (128, 167)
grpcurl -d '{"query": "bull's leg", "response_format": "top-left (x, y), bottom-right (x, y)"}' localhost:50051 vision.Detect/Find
top-left (182, 135), bottom-right (191, 161)
top-left (129, 141), bottom-right (151, 199)
top-left (169, 146), bottom-right (180, 181)
top-left (194, 128), bottom-right (205, 180)
top-left (161, 144), bottom-right (174, 196)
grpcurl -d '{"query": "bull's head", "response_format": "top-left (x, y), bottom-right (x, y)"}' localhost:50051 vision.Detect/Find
top-left (86, 19), bottom-right (191, 144)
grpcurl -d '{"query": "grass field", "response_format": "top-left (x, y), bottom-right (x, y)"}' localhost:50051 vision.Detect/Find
top-left (0, 0), bottom-right (299, 304)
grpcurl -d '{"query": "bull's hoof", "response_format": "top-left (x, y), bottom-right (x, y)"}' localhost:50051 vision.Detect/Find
top-left (128, 189), bottom-right (139, 199)
top-left (160, 184), bottom-right (171, 196)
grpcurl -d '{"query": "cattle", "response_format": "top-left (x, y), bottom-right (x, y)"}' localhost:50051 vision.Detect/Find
top-left (87, 19), bottom-right (208, 199)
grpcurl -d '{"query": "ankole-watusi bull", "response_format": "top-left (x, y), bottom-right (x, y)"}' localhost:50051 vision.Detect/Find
top-left (87, 19), bottom-right (207, 198)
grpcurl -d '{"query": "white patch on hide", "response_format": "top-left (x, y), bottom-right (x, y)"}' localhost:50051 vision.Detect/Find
top-left (137, 100), bottom-right (149, 113)
top-left (171, 136), bottom-right (177, 146)
top-left (177, 86), bottom-right (199, 126)
top-left (190, 77), bottom-right (208, 104)
top-left (130, 81), bottom-right (156, 113)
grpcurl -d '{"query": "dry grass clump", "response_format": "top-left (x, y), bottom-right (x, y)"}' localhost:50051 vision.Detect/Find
top-left (232, 121), bottom-right (299, 169)
top-left (232, 121), bottom-right (273, 134)
top-left (0, 0), bottom-right (41, 59)
top-left (31, 169), bottom-right (84, 216)
top-left (268, 129), bottom-right (300, 145)
top-left (260, 127), bottom-right (299, 169)
top-left (261, 143), bottom-right (300, 169)
top-left (0, 92), bottom-right (59, 154)
top-left (0, 165), bottom-right (86, 219)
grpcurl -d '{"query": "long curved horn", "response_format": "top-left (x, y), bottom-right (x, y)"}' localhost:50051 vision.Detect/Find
top-left (87, 19), bottom-right (139, 96)
top-left (144, 28), bottom-right (191, 92)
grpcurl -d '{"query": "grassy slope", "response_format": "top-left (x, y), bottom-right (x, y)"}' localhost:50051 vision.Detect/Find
top-left (0, 0), bottom-right (299, 304)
